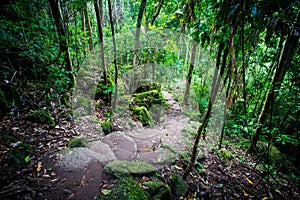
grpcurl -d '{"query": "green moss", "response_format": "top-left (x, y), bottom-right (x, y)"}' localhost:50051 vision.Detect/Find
top-left (98, 177), bottom-right (150, 200)
top-left (143, 181), bottom-right (171, 200)
top-left (68, 137), bottom-right (88, 148)
top-left (162, 142), bottom-right (178, 154)
top-left (256, 141), bottom-right (284, 167)
top-left (28, 110), bottom-right (56, 126)
top-left (101, 121), bottom-right (113, 135)
top-left (170, 173), bottom-right (188, 197)
top-left (131, 90), bottom-right (165, 110)
top-left (104, 160), bottom-right (157, 178)
top-left (134, 82), bottom-right (161, 94)
top-left (217, 148), bottom-right (233, 163)
top-left (133, 106), bottom-right (153, 127)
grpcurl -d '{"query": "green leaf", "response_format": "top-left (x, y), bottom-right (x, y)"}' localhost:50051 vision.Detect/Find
top-left (101, 189), bottom-right (112, 195)
top-left (24, 155), bottom-right (30, 163)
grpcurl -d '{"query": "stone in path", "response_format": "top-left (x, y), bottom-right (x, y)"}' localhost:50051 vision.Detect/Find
top-left (58, 91), bottom-right (191, 170)
top-left (102, 131), bottom-right (137, 160)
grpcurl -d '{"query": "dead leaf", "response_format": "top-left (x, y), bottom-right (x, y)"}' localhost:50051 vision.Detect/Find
top-left (246, 177), bottom-right (253, 185)
top-left (243, 190), bottom-right (249, 197)
top-left (80, 175), bottom-right (86, 186)
top-left (66, 193), bottom-right (75, 199)
top-left (37, 162), bottom-right (42, 172)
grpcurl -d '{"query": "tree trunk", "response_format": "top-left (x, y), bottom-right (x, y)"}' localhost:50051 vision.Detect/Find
top-left (183, 42), bottom-right (226, 180)
top-left (83, 4), bottom-right (93, 52)
top-left (94, 0), bottom-right (108, 86)
top-left (133, 0), bottom-right (147, 67)
top-left (184, 43), bottom-right (197, 105)
top-left (48, 0), bottom-right (74, 88)
top-left (150, 0), bottom-right (164, 25)
top-left (108, 0), bottom-right (118, 111)
top-left (248, 10), bottom-right (300, 153)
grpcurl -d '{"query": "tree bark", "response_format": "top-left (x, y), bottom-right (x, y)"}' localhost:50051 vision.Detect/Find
top-left (94, 0), bottom-right (107, 85)
top-left (83, 4), bottom-right (93, 52)
top-left (150, 0), bottom-right (164, 25)
top-left (184, 43), bottom-right (197, 105)
top-left (183, 42), bottom-right (226, 180)
top-left (133, 0), bottom-right (147, 67)
top-left (248, 10), bottom-right (300, 153)
top-left (48, 0), bottom-right (74, 87)
top-left (108, 0), bottom-right (118, 111)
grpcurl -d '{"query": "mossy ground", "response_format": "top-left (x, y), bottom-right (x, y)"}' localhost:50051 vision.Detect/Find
top-left (28, 110), bottom-right (56, 126)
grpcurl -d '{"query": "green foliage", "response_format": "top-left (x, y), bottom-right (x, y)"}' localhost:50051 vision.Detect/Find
top-left (170, 173), bottom-right (188, 197)
top-left (7, 142), bottom-right (33, 167)
top-left (100, 121), bottom-right (113, 135)
top-left (255, 141), bottom-right (284, 167)
top-left (68, 137), bottom-right (88, 148)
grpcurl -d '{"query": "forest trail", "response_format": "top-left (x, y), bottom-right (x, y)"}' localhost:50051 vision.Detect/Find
top-left (58, 90), bottom-right (191, 170)
top-left (38, 90), bottom-right (193, 199)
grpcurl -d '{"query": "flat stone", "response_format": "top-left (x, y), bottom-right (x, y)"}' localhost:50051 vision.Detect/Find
top-left (58, 147), bottom-right (116, 169)
top-left (103, 131), bottom-right (137, 160)
top-left (136, 148), bottom-right (177, 168)
top-left (89, 141), bottom-right (116, 159)
top-left (104, 160), bottom-right (156, 177)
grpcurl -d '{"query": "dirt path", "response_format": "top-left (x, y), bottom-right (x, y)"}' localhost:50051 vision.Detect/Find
top-left (38, 91), bottom-right (192, 199)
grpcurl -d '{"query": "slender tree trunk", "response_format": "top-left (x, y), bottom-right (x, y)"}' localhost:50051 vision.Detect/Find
top-left (184, 43), bottom-right (197, 105)
top-left (83, 4), bottom-right (93, 52)
top-left (94, 0), bottom-right (108, 86)
top-left (248, 10), bottom-right (300, 153)
top-left (81, 9), bottom-right (86, 52)
top-left (99, 0), bottom-right (104, 26)
top-left (183, 42), bottom-right (226, 180)
top-left (133, 0), bottom-right (147, 67)
top-left (150, 0), bottom-right (164, 25)
top-left (48, 0), bottom-right (74, 88)
top-left (108, 0), bottom-right (118, 111)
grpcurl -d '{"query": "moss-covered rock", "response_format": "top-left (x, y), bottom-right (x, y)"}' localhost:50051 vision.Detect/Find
top-left (170, 173), bottom-right (188, 197)
top-left (104, 160), bottom-right (157, 177)
top-left (133, 106), bottom-right (153, 127)
top-left (28, 110), bottom-right (56, 126)
top-left (256, 141), bottom-right (284, 167)
top-left (68, 137), bottom-right (88, 148)
top-left (143, 181), bottom-right (171, 200)
top-left (134, 82), bottom-right (161, 94)
top-left (131, 90), bottom-right (164, 111)
top-left (101, 121), bottom-right (113, 135)
top-left (98, 177), bottom-right (150, 200)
